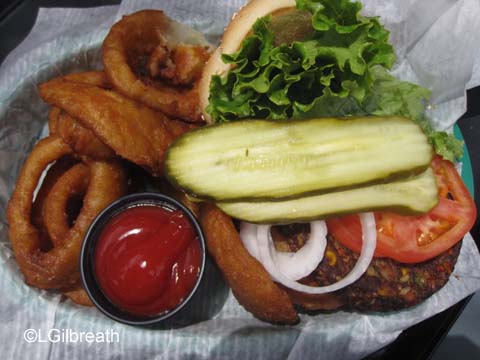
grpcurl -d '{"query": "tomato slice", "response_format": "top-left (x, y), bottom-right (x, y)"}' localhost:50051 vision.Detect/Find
top-left (326, 157), bottom-right (477, 263)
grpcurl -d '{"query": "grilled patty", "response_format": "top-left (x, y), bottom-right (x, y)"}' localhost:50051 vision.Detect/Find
top-left (272, 224), bottom-right (461, 312)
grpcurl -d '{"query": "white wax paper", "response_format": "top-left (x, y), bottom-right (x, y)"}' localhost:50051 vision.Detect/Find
top-left (1, 1), bottom-right (480, 359)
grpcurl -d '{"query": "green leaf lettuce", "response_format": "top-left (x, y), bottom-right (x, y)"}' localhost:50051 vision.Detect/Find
top-left (206, 0), bottom-right (463, 161)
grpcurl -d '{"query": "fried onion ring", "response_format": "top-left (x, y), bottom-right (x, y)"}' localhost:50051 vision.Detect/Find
top-left (102, 10), bottom-right (210, 122)
top-left (31, 156), bottom-right (77, 250)
top-left (43, 163), bottom-right (90, 247)
top-left (199, 203), bottom-right (298, 324)
top-left (31, 161), bottom-right (93, 305)
top-left (7, 136), bottom-right (127, 289)
top-left (39, 79), bottom-right (194, 176)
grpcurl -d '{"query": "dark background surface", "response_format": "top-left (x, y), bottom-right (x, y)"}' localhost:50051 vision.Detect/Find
top-left (1, 1), bottom-right (479, 359)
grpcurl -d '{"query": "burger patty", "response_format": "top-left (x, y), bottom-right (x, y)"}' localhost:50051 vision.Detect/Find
top-left (272, 224), bottom-right (461, 312)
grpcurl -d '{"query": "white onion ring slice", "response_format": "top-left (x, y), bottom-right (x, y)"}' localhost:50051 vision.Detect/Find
top-left (256, 213), bottom-right (377, 294)
top-left (270, 221), bottom-right (327, 281)
top-left (239, 222), bottom-right (262, 260)
top-left (240, 221), bottom-right (328, 281)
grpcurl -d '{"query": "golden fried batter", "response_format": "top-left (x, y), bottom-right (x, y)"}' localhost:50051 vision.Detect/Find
top-left (148, 43), bottom-right (210, 86)
top-left (39, 79), bottom-right (194, 176)
top-left (43, 163), bottom-right (90, 247)
top-left (29, 159), bottom-right (95, 306)
top-left (199, 203), bottom-right (299, 325)
top-left (7, 136), bottom-right (127, 289)
top-left (62, 282), bottom-right (93, 306)
top-left (61, 71), bottom-right (111, 88)
top-left (31, 156), bottom-right (77, 251)
top-left (102, 10), bottom-right (210, 122)
top-left (48, 107), bottom-right (61, 135)
top-left (46, 72), bottom-right (116, 161)
top-left (55, 110), bottom-right (116, 161)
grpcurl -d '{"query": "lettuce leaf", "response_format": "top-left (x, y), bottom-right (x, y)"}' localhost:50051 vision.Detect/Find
top-left (364, 66), bottom-right (463, 162)
top-left (206, 0), bottom-right (463, 161)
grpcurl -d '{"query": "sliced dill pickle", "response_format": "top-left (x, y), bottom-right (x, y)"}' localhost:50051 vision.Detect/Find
top-left (165, 116), bottom-right (433, 201)
top-left (217, 168), bottom-right (439, 224)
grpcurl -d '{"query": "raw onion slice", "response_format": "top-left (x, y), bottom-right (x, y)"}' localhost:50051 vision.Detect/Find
top-left (270, 221), bottom-right (327, 281)
top-left (240, 221), bottom-right (328, 281)
top-left (239, 222), bottom-right (262, 260)
top-left (256, 213), bottom-right (376, 294)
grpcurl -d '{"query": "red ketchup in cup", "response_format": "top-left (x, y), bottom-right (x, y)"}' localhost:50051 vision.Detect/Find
top-left (94, 205), bottom-right (201, 317)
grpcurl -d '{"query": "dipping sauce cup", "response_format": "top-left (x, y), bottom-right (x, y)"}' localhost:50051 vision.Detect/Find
top-left (80, 193), bottom-right (206, 327)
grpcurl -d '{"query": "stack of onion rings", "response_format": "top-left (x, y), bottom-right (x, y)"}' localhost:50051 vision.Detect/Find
top-left (7, 137), bottom-right (127, 302)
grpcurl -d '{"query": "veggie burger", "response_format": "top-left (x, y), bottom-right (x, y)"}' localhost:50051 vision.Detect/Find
top-left (165, 0), bottom-right (477, 324)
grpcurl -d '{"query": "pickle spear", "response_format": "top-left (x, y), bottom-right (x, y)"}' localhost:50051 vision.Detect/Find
top-left (165, 116), bottom-right (433, 201)
top-left (217, 168), bottom-right (438, 224)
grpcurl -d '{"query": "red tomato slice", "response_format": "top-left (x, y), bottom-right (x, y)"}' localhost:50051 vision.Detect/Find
top-left (326, 157), bottom-right (477, 263)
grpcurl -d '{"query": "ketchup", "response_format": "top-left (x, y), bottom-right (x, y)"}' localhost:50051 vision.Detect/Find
top-left (94, 205), bottom-right (201, 317)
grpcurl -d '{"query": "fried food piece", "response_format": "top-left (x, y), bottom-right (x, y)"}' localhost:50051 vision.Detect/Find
top-left (48, 107), bottom-right (61, 135)
top-left (164, 117), bottom-right (198, 138)
top-left (46, 72), bottom-right (116, 161)
top-left (43, 163), bottom-right (90, 247)
top-left (199, 203), bottom-right (299, 324)
top-left (272, 224), bottom-right (461, 312)
top-left (31, 156), bottom-right (77, 251)
top-left (32, 161), bottom-right (93, 306)
top-left (31, 157), bottom-right (76, 232)
top-left (146, 44), bottom-right (169, 78)
top-left (286, 289), bottom-right (343, 312)
top-left (39, 79), bottom-right (194, 176)
top-left (62, 282), bottom-right (93, 306)
top-left (48, 72), bottom-right (109, 137)
top-left (148, 43), bottom-right (211, 86)
top-left (55, 110), bottom-right (116, 160)
top-left (61, 71), bottom-right (111, 88)
top-left (7, 136), bottom-right (127, 289)
top-left (102, 10), bottom-right (210, 122)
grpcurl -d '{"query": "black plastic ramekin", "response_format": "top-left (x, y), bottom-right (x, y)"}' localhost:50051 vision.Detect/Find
top-left (80, 192), bottom-right (206, 328)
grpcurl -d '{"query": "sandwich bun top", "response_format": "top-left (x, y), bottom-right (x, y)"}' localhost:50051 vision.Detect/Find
top-left (199, 0), bottom-right (295, 123)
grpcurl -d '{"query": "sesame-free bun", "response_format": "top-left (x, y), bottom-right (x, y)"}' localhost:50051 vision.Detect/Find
top-left (199, 0), bottom-right (295, 123)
